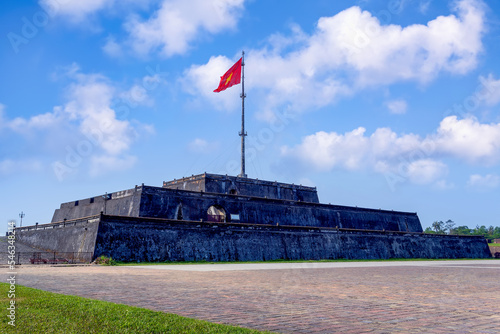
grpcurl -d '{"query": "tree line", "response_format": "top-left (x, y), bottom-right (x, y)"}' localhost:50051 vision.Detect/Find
top-left (424, 220), bottom-right (500, 241)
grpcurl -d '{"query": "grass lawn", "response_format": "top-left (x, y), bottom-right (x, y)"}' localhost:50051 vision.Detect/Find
top-left (489, 243), bottom-right (500, 247)
top-left (0, 283), bottom-right (269, 333)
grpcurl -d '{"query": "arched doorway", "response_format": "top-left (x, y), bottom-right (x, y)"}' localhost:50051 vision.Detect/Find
top-left (207, 205), bottom-right (226, 222)
top-left (175, 203), bottom-right (183, 220)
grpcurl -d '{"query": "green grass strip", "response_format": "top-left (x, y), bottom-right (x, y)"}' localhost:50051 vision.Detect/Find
top-left (0, 283), bottom-right (269, 333)
top-left (489, 243), bottom-right (500, 247)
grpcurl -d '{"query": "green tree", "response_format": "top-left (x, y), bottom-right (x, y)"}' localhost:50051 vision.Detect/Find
top-left (425, 222), bottom-right (500, 238)
top-left (424, 227), bottom-right (436, 234)
top-left (453, 225), bottom-right (472, 235)
top-left (432, 221), bottom-right (445, 234)
top-left (492, 226), bottom-right (500, 239)
top-left (472, 225), bottom-right (488, 236)
top-left (444, 219), bottom-right (455, 234)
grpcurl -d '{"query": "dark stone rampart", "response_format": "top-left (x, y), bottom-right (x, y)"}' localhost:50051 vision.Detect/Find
top-left (50, 185), bottom-right (422, 233)
top-left (16, 217), bottom-right (99, 255)
top-left (163, 173), bottom-right (320, 203)
top-left (26, 174), bottom-right (490, 262)
top-left (92, 215), bottom-right (491, 262)
top-left (51, 187), bottom-right (142, 222)
top-left (49, 175), bottom-right (422, 234)
top-left (139, 186), bottom-right (423, 232)
top-left (16, 215), bottom-right (490, 261)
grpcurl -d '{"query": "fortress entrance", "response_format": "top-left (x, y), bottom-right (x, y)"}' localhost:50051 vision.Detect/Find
top-left (207, 205), bottom-right (226, 222)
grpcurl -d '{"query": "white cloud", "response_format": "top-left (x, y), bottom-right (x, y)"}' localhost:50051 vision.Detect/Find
top-left (281, 126), bottom-right (427, 172)
top-left (306, 0), bottom-right (485, 84)
top-left (40, 0), bottom-right (115, 23)
top-left (432, 116), bottom-right (500, 165)
top-left (386, 99), bottom-right (408, 114)
top-left (467, 174), bottom-right (500, 188)
top-left (125, 0), bottom-right (244, 57)
top-left (184, 0), bottom-right (485, 119)
top-left (62, 72), bottom-right (135, 156)
top-left (406, 159), bottom-right (448, 184)
top-left (7, 109), bottom-right (64, 134)
top-left (3, 65), bottom-right (152, 178)
top-left (281, 115), bottom-right (500, 185)
top-left (119, 84), bottom-right (153, 108)
top-left (477, 74), bottom-right (500, 106)
top-left (102, 36), bottom-right (123, 57)
top-left (187, 138), bottom-right (218, 153)
top-left (42, 0), bottom-right (246, 57)
top-left (280, 128), bottom-right (369, 171)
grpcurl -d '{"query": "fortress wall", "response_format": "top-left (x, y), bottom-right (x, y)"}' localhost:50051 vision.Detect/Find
top-left (51, 187), bottom-right (142, 222)
top-left (93, 216), bottom-right (491, 262)
top-left (206, 177), bottom-right (319, 203)
top-left (140, 187), bottom-right (422, 232)
top-left (16, 218), bottom-right (100, 255)
top-left (48, 185), bottom-right (421, 233)
top-left (163, 174), bottom-right (320, 203)
top-left (163, 175), bottom-right (206, 192)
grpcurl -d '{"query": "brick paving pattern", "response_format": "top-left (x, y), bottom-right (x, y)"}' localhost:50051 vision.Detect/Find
top-left (11, 260), bottom-right (500, 333)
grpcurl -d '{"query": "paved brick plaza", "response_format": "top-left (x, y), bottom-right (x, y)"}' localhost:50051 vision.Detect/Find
top-left (15, 260), bottom-right (500, 333)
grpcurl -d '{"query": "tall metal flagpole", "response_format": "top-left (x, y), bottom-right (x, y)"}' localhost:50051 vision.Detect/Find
top-left (238, 50), bottom-right (247, 178)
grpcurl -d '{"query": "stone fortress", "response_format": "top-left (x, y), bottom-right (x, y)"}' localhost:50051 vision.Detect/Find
top-left (14, 52), bottom-right (493, 261)
top-left (17, 172), bottom-right (491, 262)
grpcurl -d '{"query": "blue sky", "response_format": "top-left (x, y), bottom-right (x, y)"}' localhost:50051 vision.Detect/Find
top-left (1, 0), bottom-right (500, 234)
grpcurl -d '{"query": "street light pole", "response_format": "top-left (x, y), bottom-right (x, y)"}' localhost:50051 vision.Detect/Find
top-left (19, 211), bottom-right (25, 227)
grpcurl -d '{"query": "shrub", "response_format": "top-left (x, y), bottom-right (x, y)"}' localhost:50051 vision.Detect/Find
top-left (94, 255), bottom-right (117, 265)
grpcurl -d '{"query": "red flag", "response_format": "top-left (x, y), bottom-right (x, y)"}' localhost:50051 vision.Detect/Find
top-left (213, 57), bottom-right (242, 93)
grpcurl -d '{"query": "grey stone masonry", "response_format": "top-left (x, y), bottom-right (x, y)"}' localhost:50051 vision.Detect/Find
top-left (92, 215), bottom-right (491, 261)
top-left (17, 214), bottom-right (491, 262)
top-left (163, 173), bottom-right (320, 203)
top-left (140, 185), bottom-right (422, 232)
top-left (51, 176), bottom-right (422, 233)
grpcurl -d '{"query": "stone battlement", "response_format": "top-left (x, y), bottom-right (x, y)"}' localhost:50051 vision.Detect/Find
top-left (163, 173), bottom-right (319, 203)
top-left (51, 183), bottom-right (422, 233)
top-left (16, 214), bottom-right (491, 262)
top-left (22, 172), bottom-right (493, 262)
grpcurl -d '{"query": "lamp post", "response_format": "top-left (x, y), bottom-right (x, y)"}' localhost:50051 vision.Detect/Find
top-left (19, 211), bottom-right (25, 227)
